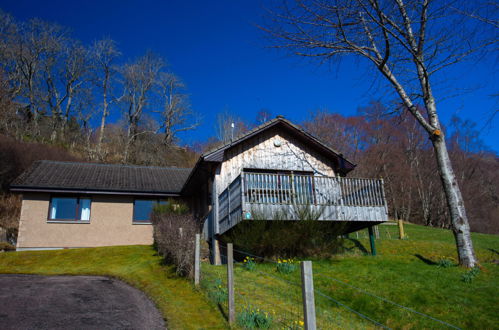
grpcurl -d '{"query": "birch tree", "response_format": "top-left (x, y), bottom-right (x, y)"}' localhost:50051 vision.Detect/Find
top-left (120, 52), bottom-right (163, 163)
top-left (90, 38), bottom-right (120, 159)
top-left (43, 40), bottom-right (89, 141)
top-left (156, 72), bottom-right (198, 145)
top-left (264, 0), bottom-right (497, 267)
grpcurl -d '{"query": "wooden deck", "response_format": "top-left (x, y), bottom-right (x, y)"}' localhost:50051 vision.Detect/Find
top-left (218, 172), bottom-right (388, 234)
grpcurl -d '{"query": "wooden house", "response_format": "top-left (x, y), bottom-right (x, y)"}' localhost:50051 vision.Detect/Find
top-left (183, 116), bottom-right (388, 263)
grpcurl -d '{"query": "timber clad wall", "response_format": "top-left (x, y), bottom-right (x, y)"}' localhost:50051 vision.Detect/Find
top-left (216, 127), bottom-right (336, 195)
top-left (17, 193), bottom-right (153, 249)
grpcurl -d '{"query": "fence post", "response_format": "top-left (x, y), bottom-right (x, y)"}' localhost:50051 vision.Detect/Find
top-left (398, 219), bottom-right (406, 239)
top-left (227, 243), bottom-right (235, 325)
top-left (301, 261), bottom-right (317, 330)
top-left (368, 226), bottom-right (377, 256)
top-left (194, 234), bottom-right (200, 286)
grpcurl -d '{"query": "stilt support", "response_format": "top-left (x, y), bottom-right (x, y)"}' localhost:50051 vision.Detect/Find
top-left (368, 226), bottom-right (377, 256)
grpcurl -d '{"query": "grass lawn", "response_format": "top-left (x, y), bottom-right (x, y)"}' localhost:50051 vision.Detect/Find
top-left (202, 223), bottom-right (499, 329)
top-left (0, 245), bottom-right (227, 329)
top-left (0, 224), bottom-right (497, 329)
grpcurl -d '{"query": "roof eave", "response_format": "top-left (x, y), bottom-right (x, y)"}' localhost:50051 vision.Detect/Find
top-left (9, 186), bottom-right (183, 197)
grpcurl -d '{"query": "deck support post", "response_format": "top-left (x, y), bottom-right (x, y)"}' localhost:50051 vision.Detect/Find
top-left (227, 243), bottom-right (235, 325)
top-left (212, 237), bottom-right (222, 265)
top-left (368, 226), bottom-right (376, 256)
top-left (398, 219), bottom-right (406, 239)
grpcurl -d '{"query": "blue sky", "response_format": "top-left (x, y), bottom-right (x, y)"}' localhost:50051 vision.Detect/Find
top-left (3, 0), bottom-right (498, 152)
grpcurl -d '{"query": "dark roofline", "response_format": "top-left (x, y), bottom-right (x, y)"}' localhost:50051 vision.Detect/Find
top-left (10, 186), bottom-right (182, 197)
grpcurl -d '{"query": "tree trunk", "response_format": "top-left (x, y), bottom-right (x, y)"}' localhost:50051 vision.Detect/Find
top-left (432, 134), bottom-right (477, 267)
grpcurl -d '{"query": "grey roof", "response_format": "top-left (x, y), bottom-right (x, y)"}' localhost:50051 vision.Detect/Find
top-left (11, 161), bottom-right (192, 196)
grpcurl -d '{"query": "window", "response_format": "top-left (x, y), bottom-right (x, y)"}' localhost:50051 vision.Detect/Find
top-left (49, 197), bottom-right (91, 221)
top-left (133, 199), bottom-right (166, 223)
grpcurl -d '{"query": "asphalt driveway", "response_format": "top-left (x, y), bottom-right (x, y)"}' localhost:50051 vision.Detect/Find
top-left (0, 275), bottom-right (165, 330)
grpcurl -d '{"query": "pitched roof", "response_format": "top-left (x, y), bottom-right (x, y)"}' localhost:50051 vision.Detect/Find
top-left (10, 160), bottom-right (192, 196)
top-left (202, 116), bottom-right (355, 169)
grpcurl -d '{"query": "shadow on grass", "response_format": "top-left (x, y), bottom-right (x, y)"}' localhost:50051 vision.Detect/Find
top-left (414, 254), bottom-right (438, 265)
top-left (345, 238), bottom-right (369, 255)
top-left (216, 303), bottom-right (228, 321)
top-left (487, 248), bottom-right (499, 255)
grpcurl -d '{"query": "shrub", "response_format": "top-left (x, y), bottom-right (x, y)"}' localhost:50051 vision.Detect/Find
top-left (276, 258), bottom-right (297, 274)
top-left (237, 306), bottom-right (273, 329)
top-left (437, 258), bottom-right (454, 268)
top-left (204, 278), bottom-right (228, 304)
top-left (151, 202), bottom-right (200, 278)
top-left (0, 242), bottom-right (15, 251)
top-left (285, 320), bottom-right (305, 329)
top-left (461, 267), bottom-right (480, 283)
top-left (221, 220), bottom-right (348, 258)
top-left (242, 256), bottom-right (256, 271)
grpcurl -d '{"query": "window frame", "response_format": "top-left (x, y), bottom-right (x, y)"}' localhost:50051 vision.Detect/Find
top-left (132, 198), bottom-right (166, 224)
top-left (47, 195), bottom-right (92, 223)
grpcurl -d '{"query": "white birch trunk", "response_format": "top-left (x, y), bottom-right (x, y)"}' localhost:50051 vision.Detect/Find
top-left (431, 134), bottom-right (477, 267)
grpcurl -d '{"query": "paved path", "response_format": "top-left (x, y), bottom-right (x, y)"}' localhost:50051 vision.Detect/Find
top-left (0, 275), bottom-right (165, 330)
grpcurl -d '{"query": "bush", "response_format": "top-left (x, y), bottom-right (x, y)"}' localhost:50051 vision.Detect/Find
top-left (0, 242), bottom-right (15, 251)
top-left (276, 258), bottom-right (298, 274)
top-left (237, 306), bottom-right (273, 329)
top-left (437, 258), bottom-right (454, 268)
top-left (461, 267), bottom-right (480, 283)
top-left (221, 220), bottom-right (348, 258)
top-left (242, 256), bottom-right (256, 271)
top-left (151, 202), bottom-right (200, 278)
top-left (203, 278), bottom-right (228, 304)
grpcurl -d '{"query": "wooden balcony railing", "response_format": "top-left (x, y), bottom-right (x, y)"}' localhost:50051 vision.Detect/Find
top-left (217, 171), bottom-right (388, 234)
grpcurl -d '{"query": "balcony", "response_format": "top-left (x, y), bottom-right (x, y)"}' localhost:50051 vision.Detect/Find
top-left (217, 171), bottom-right (388, 234)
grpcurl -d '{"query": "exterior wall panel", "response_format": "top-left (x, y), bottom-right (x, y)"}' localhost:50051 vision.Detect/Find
top-left (17, 193), bottom-right (154, 249)
top-left (216, 128), bottom-right (337, 197)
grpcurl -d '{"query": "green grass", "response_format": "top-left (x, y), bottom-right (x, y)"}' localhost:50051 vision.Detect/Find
top-left (1, 224), bottom-right (497, 329)
top-left (0, 245), bottom-right (227, 329)
top-left (202, 224), bottom-right (499, 329)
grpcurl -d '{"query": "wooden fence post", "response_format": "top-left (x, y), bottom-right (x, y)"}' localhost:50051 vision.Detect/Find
top-left (398, 219), bottom-right (406, 239)
top-left (301, 261), bottom-right (317, 330)
top-left (194, 234), bottom-right (200, 286)
top-left (227, 243), bottom-right (235, 325)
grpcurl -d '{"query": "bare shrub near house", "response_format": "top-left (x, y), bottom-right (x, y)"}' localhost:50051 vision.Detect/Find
top-left (222, 202), bottom-right (349, 258)
top-left (151, 203), bottom-right (199, 278)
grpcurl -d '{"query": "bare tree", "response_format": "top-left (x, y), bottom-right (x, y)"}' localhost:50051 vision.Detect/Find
top-left (11, 19), bottom-right (67, 134)
top-left (255, 109), bottom-right (272, 125)
top-left (90, 38), bottom-right (121, 159)
top-left (215, 109), bottom-right (248, 144)
top-left (264, 0), bottom-right (497, 267)
top-left (156, 72), bottom-right (198, 145)
top-left (43, 39), bottom-right (90, 141)
top-left (119, 52), bottom-right (164, 163)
